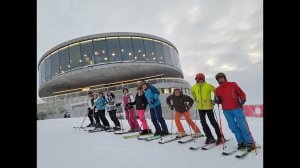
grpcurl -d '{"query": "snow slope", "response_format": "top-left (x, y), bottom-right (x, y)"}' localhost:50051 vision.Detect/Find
top-left (37, 114), bottom-right (263, 168)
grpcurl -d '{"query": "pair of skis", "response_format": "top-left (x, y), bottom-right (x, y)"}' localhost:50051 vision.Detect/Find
top-left (189, 138), bottom-right (233, 150)
top-left (222, 146), bottom-right (261, 158)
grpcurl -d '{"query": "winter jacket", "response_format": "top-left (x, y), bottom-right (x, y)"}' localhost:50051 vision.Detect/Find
top-left (122, 94), bottom-right (135, 110)
top-left (191, 82), bottom-right (216, 110)
top-left (166, 91), bottom-right (194, 113)
top-left (88, 98), bottom-right (94, 110)
top-left (95, 96), bottom-right (106, 111)
top-left (130, 94), bottom-right (148, 110)
top-left (106, 95), bottom-right (116, 111)
top-left (215, 80), bottom-right (246, 110)
top-left (144, 85), bottom-right (161, 108)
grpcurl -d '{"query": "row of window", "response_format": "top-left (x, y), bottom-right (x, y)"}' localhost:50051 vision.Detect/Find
top-left (39, 37), bottom-right (181, 86)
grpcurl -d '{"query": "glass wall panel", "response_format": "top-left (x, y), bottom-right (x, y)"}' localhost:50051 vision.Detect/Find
top-left (143, 38), bottom-right (156, 62)
top-left (59, 47), bottom-right (70, 73)
top-left (154, 41), bottom-right (165, 63)
top-left (69, 44), bottom-right (81, 70)
top-left (40, 62), bottom-right (45, 85)
top-left (169, 46), bottom-right (177, 68)
top-left (51, 51), bottom-right (59, 76)
top-left (106, 38), bottom-right (122, 62)
top-left (119, 37), bottom-right (135, 61)
top-left (174, 51), bottom-right (181, 69)
top-left (163, 44), bottom-right (172, 65)
top-left (80, 40), bottom-right (94, 66)
top-left (44, 57), bottom-right (52, 81)
top-left (132, 38), bottom-right (147, 61)
top-left (93, 38), bottom-right (108, 64)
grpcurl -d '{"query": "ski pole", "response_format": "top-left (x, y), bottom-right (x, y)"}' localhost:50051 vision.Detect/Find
top-left (79, 112), bottom-right (87, 130)
top-left (217, 104), bottom-right (226, 150)
top-left (244, 116), bottom-right (257, 155)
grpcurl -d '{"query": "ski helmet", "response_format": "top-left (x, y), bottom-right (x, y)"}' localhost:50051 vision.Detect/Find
top-left (215, 72), bottom-right (226, 81)
top-left (195, 73), bottom-right (205, 82)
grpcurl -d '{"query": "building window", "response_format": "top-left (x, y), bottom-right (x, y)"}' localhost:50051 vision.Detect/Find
top-left (93, 38), bottom-right (108, 64)
top-left (163, 43), bottom-right (172, 65)
top-left (44, 57), bottom-right (52, 81)
top-left (154, 41), bottom-right (165, 63)
top-left (69, 44), bottom-right (81, 70)
top-left (132, 37), bottom-right (147, 61)
top-left (80, 40), bottom-right (94, 66)
top-left (107, 38), bottom-right (122, 62)
top-left (51, 51), bottom-right (59, 76)
top-left (164, 88), bottom-right (171, 94)
top-left (119, 37), bottom-right (135, 61)
top-left (59, 47), bottom-right (70, 73)
top-left (40, 62), bottom-right (45, 85)
top-left (143, 38), bottom-right (156, 62)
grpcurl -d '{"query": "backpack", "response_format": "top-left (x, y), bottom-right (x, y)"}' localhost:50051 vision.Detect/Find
top-left (148, 84), bottom-right (160, 95)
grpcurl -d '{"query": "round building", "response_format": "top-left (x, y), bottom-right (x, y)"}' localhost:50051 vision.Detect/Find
top-left (38, 32), bottom-right (193, 119)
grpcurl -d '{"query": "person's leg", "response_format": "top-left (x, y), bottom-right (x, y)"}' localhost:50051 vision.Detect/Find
top-left (206, 109), bottom-right (222, 138)
top-left (150, 108), bottom-right (161, 134)
top-left (94, 112), bottom-right (101, 127)
top-left (154, 105), bottom-right (168, 133)
top-left (183, 111), bottom-right (200, 133)
top-left (129, 108), bottom-right (140, 130)
top-left (110, 109), bottom-right (121, 127)
top-left (87, 109), bottom-right (94, 125)
top-left (175, 112), bottom-right (184, 133)
top-left (99, 110), bottom-right (110, 128)
top-left (223, 109), bottom-right (245, 144)
top-left (199, 110), bottom-right (213, 139)
top-left (137, 110), bottom-right (149, 130)
top-left (124, 109), bottom-right (133, 129)
top-left (232, 108), bottom-right (255, 145)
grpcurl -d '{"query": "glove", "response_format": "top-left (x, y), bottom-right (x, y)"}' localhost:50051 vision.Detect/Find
top-left (151, 98), bottom-right (156, 104)
top-left (238, 97), bottom-right (246, 106)
top-left (116, 103), bottom-right (121, 107)
top-left (215, 96), bottom-right (222, 104)
top-left (169, 105), bottom-right (174, 111)
top-left (186, 105), bottom-right (191, 111)
top-left (211, 100), bottom-right (215, 105)
top-left (88, 107), bottom-right (91, 111)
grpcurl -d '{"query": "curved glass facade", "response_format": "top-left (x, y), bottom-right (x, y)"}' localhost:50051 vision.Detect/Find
top-left (39, 36), bottom-right (180, 86)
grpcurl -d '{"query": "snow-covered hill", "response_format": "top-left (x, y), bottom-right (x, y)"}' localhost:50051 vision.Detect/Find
top-left (37, 114), bottom-right (263, 168)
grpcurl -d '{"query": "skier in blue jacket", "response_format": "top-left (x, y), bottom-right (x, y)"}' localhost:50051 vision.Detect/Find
top-left (138, 80), bottom-right (169, 136)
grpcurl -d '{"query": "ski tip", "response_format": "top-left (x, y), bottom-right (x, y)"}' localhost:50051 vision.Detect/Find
top-left (201, 147), bottom-right (209, 150)
top-left (158, 142), bottom-right (165, 144)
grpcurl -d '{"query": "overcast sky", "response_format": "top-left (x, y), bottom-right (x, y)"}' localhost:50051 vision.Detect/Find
top-left (37, 0), bottom-right (263, 104)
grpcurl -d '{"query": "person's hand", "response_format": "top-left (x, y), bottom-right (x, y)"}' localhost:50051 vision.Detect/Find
top-left (186, 105), bottom-right (191, 111)
top-left (169, 105), bottom-right (174, 111)
top-left (151, 98), bottom-right (156, 104)
top-left (238, 97), bottom-right (246, 106)
top-left (215, 96), bottom-right (222, 104)
top-left (211, 100), bottom-right (215, 105)
top-left (116, 103), bottom-right (121, 107)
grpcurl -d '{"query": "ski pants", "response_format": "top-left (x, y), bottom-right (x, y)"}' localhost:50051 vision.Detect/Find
top-left (125, 108), bottom-right (140, 130)
top-left (175, 111), bottom-right (200, 133)
top-left (223, 108), bottom-right (255, 145)
top-left (137, 110), bottom-right (150, 130)
top-left (98, 110), bottom-right (110, 127)
top-left (199, 109), bottom-right (222, 139)
top-left (108, 109), bottom-right (120, 127)
top-left (87, 109), bottom-right (94, 124)
top-left (150, 105), bottom-right (168, 133)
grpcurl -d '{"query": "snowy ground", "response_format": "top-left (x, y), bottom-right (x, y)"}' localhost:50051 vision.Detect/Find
top-left (37, 114), bottom-right (263, 168)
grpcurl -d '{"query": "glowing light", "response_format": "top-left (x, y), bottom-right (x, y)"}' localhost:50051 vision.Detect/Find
top-left (112, 53), bottom-right (115, 56)
top-left (129, 52), bottom-right (132, 56)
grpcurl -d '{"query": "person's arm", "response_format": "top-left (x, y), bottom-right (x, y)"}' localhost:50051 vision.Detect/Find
top-left (166, 95), bottom-right (174, 110)
top-left (210, 84), bottom-right (216, 104)
top-left (234, 82), bottom-right (246, 105)
top-left (185, 95), bottom-right (194, 108)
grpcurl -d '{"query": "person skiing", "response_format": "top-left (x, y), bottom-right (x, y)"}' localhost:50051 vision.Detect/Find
top-left (122, 88), bottom-right (140, 132)
top-left (94, 92), bottom-right (110, 130)
top-left (86, 92), bottom-right (96, 127)
top-left (191, 73), bottom-right (223, 145)
top-left (138, 80), bottom-right (169, 136)
top-left (215, 72), bottom-right (256, 151)
top-left (166, 88), bottom-right (203, 138)
top-left (129, 87), bottom-right (152, 135)
top-left (106, 90), bottom-right (121, 130)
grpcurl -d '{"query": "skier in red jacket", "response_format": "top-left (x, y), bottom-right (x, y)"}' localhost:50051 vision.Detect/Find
top-left (215, 72), bottom-right (256, 152)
